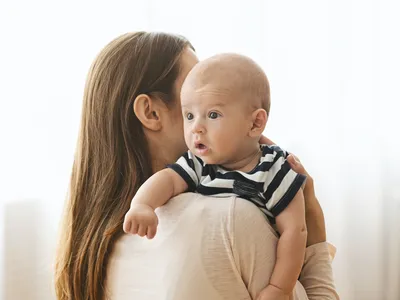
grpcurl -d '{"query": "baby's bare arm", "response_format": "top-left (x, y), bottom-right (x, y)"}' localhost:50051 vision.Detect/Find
top-left (269, 190), bottom-right (307, 295)
top-left (123, 169), bottom-right (188, 237)
top-left (133, 168), bottom-right (188, 209)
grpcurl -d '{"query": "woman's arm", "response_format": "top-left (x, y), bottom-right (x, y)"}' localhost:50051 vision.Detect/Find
top-left (296, 243), bottom-right (339, 300)
top-left (287, 155), bottom-right (340, 300)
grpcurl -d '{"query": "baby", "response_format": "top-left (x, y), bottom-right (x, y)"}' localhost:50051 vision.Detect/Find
top-left (123, 53), bottom-right (307, 299)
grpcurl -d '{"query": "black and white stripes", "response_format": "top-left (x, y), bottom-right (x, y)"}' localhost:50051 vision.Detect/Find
top-left (168, 145), bottom-right (306, 223)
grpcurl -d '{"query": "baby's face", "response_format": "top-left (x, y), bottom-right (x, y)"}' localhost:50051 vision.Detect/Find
top-left (181, 83), bottom-right (254, 165)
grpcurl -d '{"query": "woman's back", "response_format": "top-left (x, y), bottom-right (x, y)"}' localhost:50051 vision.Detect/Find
top-left (106, 193), bottom-right (279, 299)
top-left (107, 192), bottom-right (338, 300)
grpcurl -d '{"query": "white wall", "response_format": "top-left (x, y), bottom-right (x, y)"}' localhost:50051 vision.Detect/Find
top-left (0, 0), bottom-right (399, 299)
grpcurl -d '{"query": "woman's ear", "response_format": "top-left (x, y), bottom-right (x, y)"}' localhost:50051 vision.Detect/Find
top-left (133, 94), bottom-right (162, 131)
top-left (248, 109), bottom-right (268, 138)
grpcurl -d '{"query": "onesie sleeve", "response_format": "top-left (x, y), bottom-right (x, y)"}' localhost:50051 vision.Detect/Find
top-left (262, 145), bottom-right (307, 217)
top-left (167, 151), bottom-right (204, 192)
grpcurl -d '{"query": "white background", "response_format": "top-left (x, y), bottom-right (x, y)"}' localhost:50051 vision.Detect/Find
top-left (1, 0), bottom-right (399, 299)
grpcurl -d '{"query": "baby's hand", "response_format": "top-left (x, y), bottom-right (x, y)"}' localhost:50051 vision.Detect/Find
top-left (123, 203), bottom-right (159, 239)
top-left (257, 285), bottom-right (289, 300)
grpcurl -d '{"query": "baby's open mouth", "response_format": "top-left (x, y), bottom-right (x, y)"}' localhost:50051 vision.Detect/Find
top-left (194, 142), bottom-right (209, 155)
top-left (195, 143), bottom-right (207, 150)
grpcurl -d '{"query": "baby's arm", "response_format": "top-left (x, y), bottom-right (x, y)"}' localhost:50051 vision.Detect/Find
top-left (260, 190), bottom-right (307, 298)
top-left (123, 168), bottom-right (188, 238)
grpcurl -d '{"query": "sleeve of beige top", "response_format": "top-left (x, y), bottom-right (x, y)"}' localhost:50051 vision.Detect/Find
top-left (297, 242), bottom-right (340, 299)
top-left (231, 198), bottom-right (339, 300)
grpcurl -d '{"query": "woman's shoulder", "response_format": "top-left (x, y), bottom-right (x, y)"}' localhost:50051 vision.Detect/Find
top-left (159, 193), bottom-right (276, 235)
top-left (156, 193), bottom-right (278, 240)
top-left (156, 193), bottom-right (238, 238)
top-left (108, 193), bottom-right (270, 299)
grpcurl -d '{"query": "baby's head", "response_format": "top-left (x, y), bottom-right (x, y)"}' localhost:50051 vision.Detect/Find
top-left (180, 53), bottom-right (270, 166)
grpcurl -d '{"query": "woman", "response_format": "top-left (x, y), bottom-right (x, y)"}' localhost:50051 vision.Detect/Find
top-left (54, 31), bottom-right (339, 300)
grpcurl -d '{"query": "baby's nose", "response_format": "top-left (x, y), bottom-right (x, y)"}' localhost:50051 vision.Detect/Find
top-left (192, 121), bottom-right (206, 134)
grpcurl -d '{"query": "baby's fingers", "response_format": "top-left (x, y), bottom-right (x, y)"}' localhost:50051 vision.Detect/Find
top-left (146, 224), bottom-right (157, 239)
top-left (130, 222), bottom-right (139, 235)
top-left (137, 224), bottom-right (147, 237)
top-left (122, 218), bottom-right (130, 233)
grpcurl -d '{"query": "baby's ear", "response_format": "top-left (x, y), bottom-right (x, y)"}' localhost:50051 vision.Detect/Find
top-left (248, 109), bottom-right (267, 138)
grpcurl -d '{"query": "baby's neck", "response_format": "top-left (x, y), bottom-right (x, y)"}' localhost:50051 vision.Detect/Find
top-left (221, 146), bottom-right (262, 173)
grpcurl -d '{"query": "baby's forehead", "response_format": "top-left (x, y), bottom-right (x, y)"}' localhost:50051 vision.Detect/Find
top-left (181, 53), bottom-right (270, 111)
top-left (190, 61), bottom-right (242, 88)
top-left (184, 68), bottom-right (247, 100)
top-left (183, 74), bottom-right (253, 106)
top-left (182, 83), bottom-right (251, 111)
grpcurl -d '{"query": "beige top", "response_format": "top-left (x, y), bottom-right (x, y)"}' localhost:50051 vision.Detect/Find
top-left (106, 193), bottom-right (339, 300)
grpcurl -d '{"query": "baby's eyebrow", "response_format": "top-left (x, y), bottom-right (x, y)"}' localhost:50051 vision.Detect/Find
top-left (181, 101), bottom-right (227, 109)
top-left (209, 102), bottom-right (226, 107)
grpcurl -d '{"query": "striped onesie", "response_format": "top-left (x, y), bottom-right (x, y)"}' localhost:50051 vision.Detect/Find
top-left (168, 145), bottom-right (306, 224)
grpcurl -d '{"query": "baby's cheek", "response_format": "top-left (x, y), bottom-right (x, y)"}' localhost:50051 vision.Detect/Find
top-left (183, 130), bottom-right (191, 145)
top-left (215, 131), bottom-right (233, 149)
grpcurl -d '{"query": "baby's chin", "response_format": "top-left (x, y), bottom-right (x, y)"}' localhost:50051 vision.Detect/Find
top-left (188, 148), bottom-right (218, 164)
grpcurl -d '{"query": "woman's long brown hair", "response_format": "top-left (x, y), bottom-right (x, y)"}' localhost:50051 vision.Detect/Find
top-left (55, 32), bottom-right (193, 300)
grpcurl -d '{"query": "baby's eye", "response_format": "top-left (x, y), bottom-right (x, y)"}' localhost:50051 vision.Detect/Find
top-left (186, 113), bottom-right (194, 120)
top-left (208, 112), bottom-right (220, 119)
